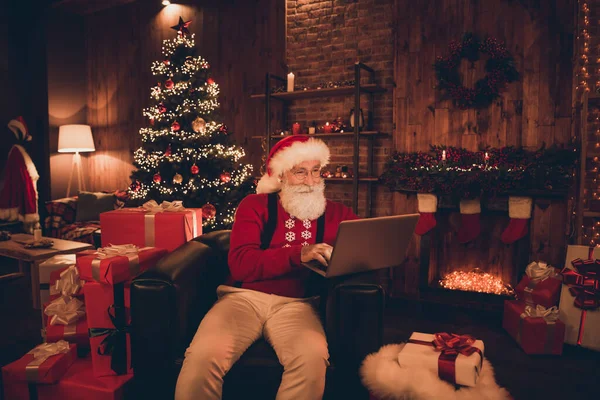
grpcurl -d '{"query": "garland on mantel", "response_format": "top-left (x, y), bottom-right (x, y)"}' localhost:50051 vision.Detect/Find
top-left (380, 144), bottom-right (577, 200)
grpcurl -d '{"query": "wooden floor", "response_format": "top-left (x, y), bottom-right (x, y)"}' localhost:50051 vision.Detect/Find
top-left (1, 258), bottom-right (599, 400)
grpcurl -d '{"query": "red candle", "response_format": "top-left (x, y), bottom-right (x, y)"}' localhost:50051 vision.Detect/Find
top-left (322, 122), bottom-right (332, 133)
top-left (292, 122), bottom-right (301, 135)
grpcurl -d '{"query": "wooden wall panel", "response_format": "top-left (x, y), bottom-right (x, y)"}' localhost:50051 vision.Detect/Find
top-left (392, 0), bottom-right (575, 296)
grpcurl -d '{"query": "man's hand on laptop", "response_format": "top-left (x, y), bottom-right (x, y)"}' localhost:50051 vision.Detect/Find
top-left (301, 243), bottom-right (333, 267)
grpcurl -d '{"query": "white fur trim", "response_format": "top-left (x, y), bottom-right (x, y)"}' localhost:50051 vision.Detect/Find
top-left (508, 196), bottom-right (532, 219)
top-left (417, 193), bottom-right (437, 213)
top-left (0, 207), bottom-right (19, 221)
top-left (256, 174), bottom-right (282, 194)
top-left (268, 138), bottom-right (330, 177)
top-left (460, 198), bottom-right (481, 215)
top-left (8, 119), bottom-right (26, 140)
top-left (360, 343), bottom-right (511, 400)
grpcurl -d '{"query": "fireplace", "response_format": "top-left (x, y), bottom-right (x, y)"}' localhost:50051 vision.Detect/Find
top-left (417, 197), bottom-right (525, 310)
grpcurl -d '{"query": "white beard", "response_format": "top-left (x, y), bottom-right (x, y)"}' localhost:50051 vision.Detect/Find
top-left (279, 180), bottom-right (327, 221)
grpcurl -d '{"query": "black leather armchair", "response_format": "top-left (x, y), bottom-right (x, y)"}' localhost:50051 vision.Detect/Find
top-left (131, 230), bottom-right (386, 399)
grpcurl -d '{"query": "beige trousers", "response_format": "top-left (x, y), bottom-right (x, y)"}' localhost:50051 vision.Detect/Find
top-left (174, 285), bottom-right (329, 400)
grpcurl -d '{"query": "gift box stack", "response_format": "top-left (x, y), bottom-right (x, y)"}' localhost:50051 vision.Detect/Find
top-left (503, 261), bottom-right (565, 355)
top-left (100, 200), bottom-right (202, 252)
top-left (2, 244), bottom-right (167, 399)
top-left (396, 332), bottom-right (485, 387)
top-left (558, 245), bottom-right (600, 352)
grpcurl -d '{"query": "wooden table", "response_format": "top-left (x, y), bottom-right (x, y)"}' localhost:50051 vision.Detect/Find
top-left (0, 234), bottom-right (94, 308)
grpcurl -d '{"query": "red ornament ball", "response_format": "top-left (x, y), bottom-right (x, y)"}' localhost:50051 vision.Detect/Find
top-left (153, 173), bottom-right (162, 183)
top-left (207, 78), bottom-right (215, 85)
top-left (191, 164), bottom-right (199, 175)
top-left (220, 172), bottom-right (231, 183)
top-left (165, 79), bottom-right (174, 89)
top-left (202, 203), bottom-right (217, 219)
top-left (130, 181), bottom-right (141, 192)
top-left (219, 124), bottom-right (228, 134)
top-left (158, 104), bottom-right (167, 113)
top-left (171, 121), bottom-right (181, 131)
top-left (163, 59), bottom-right (170, 65)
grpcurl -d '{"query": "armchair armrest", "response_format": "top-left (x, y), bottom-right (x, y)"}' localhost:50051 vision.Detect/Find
top-left (130, 231), bottom-right (230, 379)
top-left (326, 270), bottom-right (386, 367)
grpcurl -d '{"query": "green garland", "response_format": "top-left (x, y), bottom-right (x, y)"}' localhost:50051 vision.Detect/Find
top-left (435, 33), bottom-right (519, 109)
top-left (380, 144), bottom-right (577, 200)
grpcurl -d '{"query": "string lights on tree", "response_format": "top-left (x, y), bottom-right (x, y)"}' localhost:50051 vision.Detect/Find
top-left (128, 17), bottom-right (255, 231)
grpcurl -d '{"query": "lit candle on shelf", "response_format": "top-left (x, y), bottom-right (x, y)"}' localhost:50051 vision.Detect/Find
top-left (323, 122), bottom-right (332, 133)
top-left (441, 150), bottom-right (446, 161)
top-left (292, 122), bottom-right (301, 135)
top-left (308, 127), bottom-right (316, 135)
top-left (34, 228), bottom-right (42, 242)
top-left (287, 72), bottom-right (295, 92)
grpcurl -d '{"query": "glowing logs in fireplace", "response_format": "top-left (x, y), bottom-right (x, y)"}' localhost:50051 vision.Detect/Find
top-left (439, 269), bottom-right (514, 296)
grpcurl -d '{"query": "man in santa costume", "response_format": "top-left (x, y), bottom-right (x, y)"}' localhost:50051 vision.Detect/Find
top-left (175, 135), bottom-right (358, 400)
top-left (0, 116), bottom-right (39, 233)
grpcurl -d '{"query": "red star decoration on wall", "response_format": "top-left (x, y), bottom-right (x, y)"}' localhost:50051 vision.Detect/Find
top-left (171, 17), bottom-right (192, 36)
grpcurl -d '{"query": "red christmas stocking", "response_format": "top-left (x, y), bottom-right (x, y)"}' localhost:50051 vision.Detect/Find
top-left (501, 196), bottom-right (532, 244)
top-left (415, 193), bottom-right (437, 235)
top-left (457, 198), bottom-right (481, 244)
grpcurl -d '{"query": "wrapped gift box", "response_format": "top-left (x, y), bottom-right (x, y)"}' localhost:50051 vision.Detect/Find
top-left (39, 255), bottom-right (77, 305)
top-left (2, 341), bottom-right (76, 400)
top-left (558, 245), bottom-right (600, 351)
top-left (84, 281), bottom-right (132, 377)
top-left (514, 261), bottom-right (561, 308)
top-left (100, 203), bottom-right (202, 252)
top-left (36, 357), bottom-right (133, 400)
top-left (397, 332), bottom-right (484, 387)
top-left (503, 300), bottom-right (565, 355)
top-left (76, 245), bottom-right (167, 284)
top-left (43, 297), bottom-right (89, 349)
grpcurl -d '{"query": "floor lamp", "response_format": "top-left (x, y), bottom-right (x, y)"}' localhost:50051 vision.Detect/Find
top-left (58, 124), bottom-right (95, 197)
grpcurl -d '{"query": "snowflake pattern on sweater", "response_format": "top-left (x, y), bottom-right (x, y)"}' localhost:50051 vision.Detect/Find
top-left (283, 216), bottom-right (311, 248)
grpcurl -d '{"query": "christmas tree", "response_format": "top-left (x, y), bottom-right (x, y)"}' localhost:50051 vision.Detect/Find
top-left (128, 17), bottom-right (255, 232)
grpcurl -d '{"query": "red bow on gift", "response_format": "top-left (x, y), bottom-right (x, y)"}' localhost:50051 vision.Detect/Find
top-left (562, 257), bottom-right (600, 345)
top-left (564, 259), bottom-right (600, 310)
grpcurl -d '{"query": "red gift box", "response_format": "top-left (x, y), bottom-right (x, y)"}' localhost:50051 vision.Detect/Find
top-left (43, 299), bottom-right (90, 349)
top-left (514, 262), bottom-right (561, 308)
top-left (36, 357), bottom-right (133, 400)
top-left (2, 341), bottom-right (77, 400)
top-left (76, 246), bottom-right (167, 284)
top-left (503, 300), bottom-right (565, 355)
top-left (84, 281), bottom-right (132, 377)
top-left (100, 206), bottom-right (202, 252)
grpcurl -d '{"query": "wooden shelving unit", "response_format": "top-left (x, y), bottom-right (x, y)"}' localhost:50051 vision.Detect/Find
top-left (251, 62), bottom-right (389, 216)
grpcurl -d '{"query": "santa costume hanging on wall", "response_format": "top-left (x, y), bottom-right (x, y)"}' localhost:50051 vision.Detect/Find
top-left (0, 116), bottom-right (40, 233)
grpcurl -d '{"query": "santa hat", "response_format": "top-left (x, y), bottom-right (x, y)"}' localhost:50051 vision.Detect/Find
top-left (8, 116), bottom-right (32, 142)
top-left (256, 135), bottom-right (330, 194)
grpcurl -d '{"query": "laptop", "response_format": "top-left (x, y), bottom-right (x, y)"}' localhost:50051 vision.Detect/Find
top-left (302, 213), bottom-right (419, 278)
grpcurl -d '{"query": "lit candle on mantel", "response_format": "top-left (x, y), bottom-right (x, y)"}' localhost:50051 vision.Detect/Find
top-left (484, 152), bottom-right (489, 166)
top-left (442, 150), bottom-right (446, 161)
top-left (287, 72), bottom-right (295, 92)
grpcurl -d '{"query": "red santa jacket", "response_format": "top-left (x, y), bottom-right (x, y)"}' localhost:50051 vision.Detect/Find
top-left (227, 193), bottom-right (358, 298)
top-left (0, 145), bottom-right (39, 231)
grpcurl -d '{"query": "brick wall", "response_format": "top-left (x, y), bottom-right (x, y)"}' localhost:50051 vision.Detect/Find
top-left (286, 0), bottom-right (395, 216)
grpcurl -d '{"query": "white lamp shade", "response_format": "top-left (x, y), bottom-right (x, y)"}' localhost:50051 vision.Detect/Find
top-left (58, 124), bottom-right (95, 153)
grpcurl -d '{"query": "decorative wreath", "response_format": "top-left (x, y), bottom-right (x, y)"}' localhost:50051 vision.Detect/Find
top-left (434, 32), bottom-right (519, 109)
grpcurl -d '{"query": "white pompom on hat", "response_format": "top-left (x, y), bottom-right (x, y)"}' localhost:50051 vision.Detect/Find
top-left (256, 135), bottom-right (330, 194)
top-left (7, 116), bottom-right (32, 142)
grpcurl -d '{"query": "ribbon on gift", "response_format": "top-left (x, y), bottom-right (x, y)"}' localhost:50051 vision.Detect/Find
top-left (517, 305), bottom-right (559, 353)
top-left (562, 250), bottom-right (600, 345)
top-left (141, 201), bottom-right (198, 246)
top-left (91, 244), bottom-right (146, 282)
top-left (44, 296), bottom-right (85, 328)
top-left (88, 282), bottom-right (130, 375)
top-left (521, 261), bottom-right (557, 306)
top-left (51, 265), bottom-right (83, 298)
top-left (25, 340), bottom-right (70, 382)
top-left (407, 333), bottom-right (483, 385)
